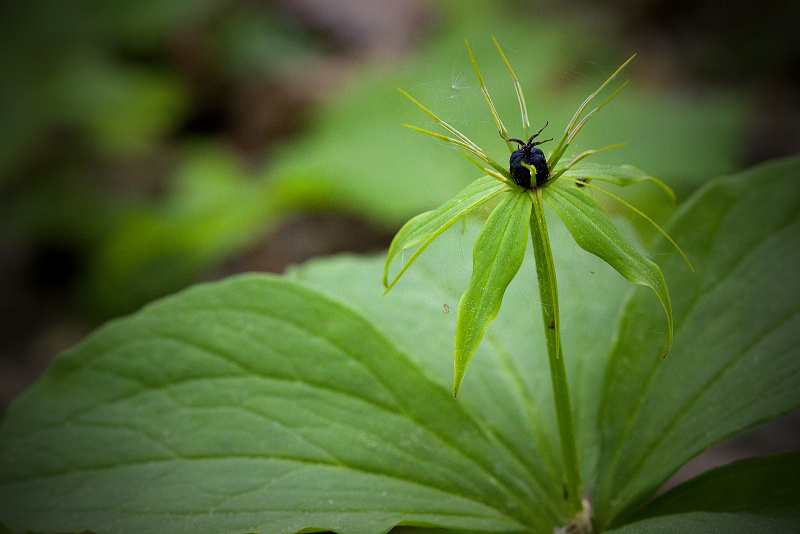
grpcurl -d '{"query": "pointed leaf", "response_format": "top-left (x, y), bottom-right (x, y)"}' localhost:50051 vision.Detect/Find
top-left (633, 452), bottom-right (800, 521)
top-left (383, 175), bottom-right (506, 290)
top-left (453, 191), bottom-right (532, 396)
top-left (606, 512), bottom-right (799, 534)
top-left (605, 453), bottom-right (800, 533)
top-left (543, 179), bottom-right (673, 355)
top-left (292, 218), bottom-right (631, 524)
top-left (561, 162), bottom-right (675, 201)
top-left (593, 155), bottom-right (800, 528)
top-left (556, 174), bottom-right (693, 271)
top-left (0, 276), bottom-right (539, 534)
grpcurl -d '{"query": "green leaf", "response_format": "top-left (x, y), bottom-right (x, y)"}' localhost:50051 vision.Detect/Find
top-left (605, 512), bottom-right (798, 534)
top-left (292, 218), bottom-right (631, 520)
top-left (0, 276), bottom-right (540, 534)
top-left (543, 179), bottom-right (673, 356)
top-left (560, 162), bottom-right (675, 202)
top-left (83, 142), bottom-right (281, 317)
top-left (593, 155), bottom-right (800, 528)
top-left (454, 191), bottom-right (531, 396)
top-left (383, 175), bottom-right (507, 290)
top-left (5, 155), bottom-right (797, 534)
top-left (634, 452), bottom-right (800, 520)
top-left (605, 453), bottom-right (800, 533)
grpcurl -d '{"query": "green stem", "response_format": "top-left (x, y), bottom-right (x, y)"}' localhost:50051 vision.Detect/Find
top-left (529, 189), bottom-right (582, 516)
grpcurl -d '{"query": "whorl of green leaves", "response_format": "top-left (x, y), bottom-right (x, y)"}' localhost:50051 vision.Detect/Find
top-left (387, 39), bottom-right (689, 394)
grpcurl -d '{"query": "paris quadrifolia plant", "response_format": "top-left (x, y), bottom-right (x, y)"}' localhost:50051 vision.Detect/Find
top-left (383, 38), bottom-right (693, 525)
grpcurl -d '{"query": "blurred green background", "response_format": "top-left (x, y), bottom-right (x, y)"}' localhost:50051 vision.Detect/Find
top-left (1, 0), bottom-right (798, 408)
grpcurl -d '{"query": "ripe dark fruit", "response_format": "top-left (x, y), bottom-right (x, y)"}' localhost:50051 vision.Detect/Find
top-left (504, 122), bottom-right (552, 189)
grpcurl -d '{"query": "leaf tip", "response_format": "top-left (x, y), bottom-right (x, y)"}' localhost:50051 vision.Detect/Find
top-left (383, 277), bottom-right (399, 296)
top-left (397, 87), bottom-right (413, 101)
top-left (453, 357), bottom-right (468, 397)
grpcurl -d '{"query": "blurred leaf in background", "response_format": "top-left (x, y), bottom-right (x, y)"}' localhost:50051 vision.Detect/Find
top-left (0, 0), bottom-right (797, 404)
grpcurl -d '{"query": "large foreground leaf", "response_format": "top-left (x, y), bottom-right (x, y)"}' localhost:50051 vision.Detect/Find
top-left (293, 155), bottom-right (800, 530)
top-left (293, 216), bottom-right (633, 521)
top-left (605, 452), bottom-right (800, 533)
top-left (2, 156), bottom-right (798, 534)
top-left (0, 277), bottom-right (545, 534)
top-left (593, 155), bottom-right (800, 527)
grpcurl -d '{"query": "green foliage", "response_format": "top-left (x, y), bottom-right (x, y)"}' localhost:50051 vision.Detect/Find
top-left (383, 176), bottom-right (507, 291)
top-left (543, 179), bottom-right (673, 356)
top-left (389, 43), bottom-right (676, 407)
top-left (454, 191), bottom-right (531, 395)
top-left (0, 2), bottom-right (791, 531)
top-left (593, 155), bottom-right (800, 528)
top-left (0, 155), bottom-right (798, 533)
top-left (81, 142), bottom-right (281, 315)
top-left (0, 1), bottom-right (749, 318)
top-left (610, 453), bottom-right (800, 533)
top-left (560, 163), bottom-right (675, 201)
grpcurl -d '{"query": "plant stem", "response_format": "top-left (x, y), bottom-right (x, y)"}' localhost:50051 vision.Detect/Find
top-left (529, 189), bottom-right (582, 516)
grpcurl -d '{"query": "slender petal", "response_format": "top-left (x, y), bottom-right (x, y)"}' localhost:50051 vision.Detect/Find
top-left (549, 56), bottom-right (635, 168)
top-left (398, 88), bottom-right (484, 155)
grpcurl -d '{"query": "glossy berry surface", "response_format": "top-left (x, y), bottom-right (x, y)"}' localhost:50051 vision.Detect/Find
top-left (504, 121), bottom-right (552, 189)
top-left (509, 146), bottom-right (548, 188)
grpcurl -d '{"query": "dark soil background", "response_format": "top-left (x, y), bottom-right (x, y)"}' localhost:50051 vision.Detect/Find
top-left (1, 0), bottom-right (799, 496)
